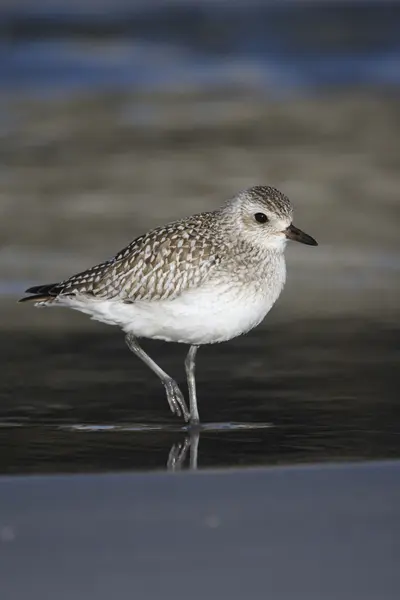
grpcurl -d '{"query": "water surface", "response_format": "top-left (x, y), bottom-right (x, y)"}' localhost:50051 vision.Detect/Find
top-left (1, 318), bottom-right (398, 474)
top-left (2, 1), bottom-right (400, 94)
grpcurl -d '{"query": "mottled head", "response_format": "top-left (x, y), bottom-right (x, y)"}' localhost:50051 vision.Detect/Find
top-left (222, 185), bottom-right (317, 251)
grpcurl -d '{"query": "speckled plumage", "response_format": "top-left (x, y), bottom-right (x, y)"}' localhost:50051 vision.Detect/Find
top-left (26, 186), bottom-right (293, 305)
top-left (20, 185), bottom-right (317, 424)
top-left (59, 213), bottom-right (224, 302)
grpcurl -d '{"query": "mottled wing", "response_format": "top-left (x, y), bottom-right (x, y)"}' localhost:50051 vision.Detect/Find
top-left (53, 215), bottom-right (221, 302)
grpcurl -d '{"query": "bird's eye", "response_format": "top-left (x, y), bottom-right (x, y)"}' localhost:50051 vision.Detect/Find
top-left (254, 213), bottom-right (269, 224)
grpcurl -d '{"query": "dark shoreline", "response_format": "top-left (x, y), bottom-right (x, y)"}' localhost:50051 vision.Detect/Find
top-left (1, 317), bottom-right (398, 474)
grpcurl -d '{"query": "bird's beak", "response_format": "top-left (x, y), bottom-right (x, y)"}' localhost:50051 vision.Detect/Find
top-left (285, 224), bottom-right (318, 246)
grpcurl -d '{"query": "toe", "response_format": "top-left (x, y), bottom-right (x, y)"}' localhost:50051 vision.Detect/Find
top-left (164, 379), bottom-right (189, 420)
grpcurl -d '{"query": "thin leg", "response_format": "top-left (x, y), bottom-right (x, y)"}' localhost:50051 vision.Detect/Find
top-left (185, 345), bottom-right (200, 425)
top-left (189, 429), bottom-right (199, 469)
top-left (167, 436), bottom-right (190, 471)
top-left (125, 333), bottom-right (189, 422)
top-left (167, 429), bottom-right (200, 471)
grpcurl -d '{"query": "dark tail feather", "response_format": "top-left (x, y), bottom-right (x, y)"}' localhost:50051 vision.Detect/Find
top-left (19, 294), bottom-right (53, 303)
top-left (18, 282), bottom-right (60, 303)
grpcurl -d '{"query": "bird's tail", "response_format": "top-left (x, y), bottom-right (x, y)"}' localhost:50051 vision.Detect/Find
top-left (18, 283), bottom-right (60, 304)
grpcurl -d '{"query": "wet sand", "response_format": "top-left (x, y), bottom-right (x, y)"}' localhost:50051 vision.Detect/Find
top-left (0, 318), bottom-right (398, 474)
top-left (2, 461), bottom-right (400, 600)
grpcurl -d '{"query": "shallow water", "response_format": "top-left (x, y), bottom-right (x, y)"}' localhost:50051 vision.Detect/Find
top-left (2, 1), bottom-right (400, 94)
top-left (1, 318), bottom-right (398, 474)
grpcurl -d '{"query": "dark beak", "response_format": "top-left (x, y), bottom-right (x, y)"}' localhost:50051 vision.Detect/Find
top-left (285, 224), bottom-right (318, 246)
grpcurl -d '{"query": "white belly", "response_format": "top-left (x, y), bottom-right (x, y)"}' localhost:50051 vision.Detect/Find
top-left (63, 274), bottom-right (286, 345)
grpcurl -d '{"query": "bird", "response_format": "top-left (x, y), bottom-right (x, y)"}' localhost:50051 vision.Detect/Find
top-left (19, 185), bottom-right (317, 425)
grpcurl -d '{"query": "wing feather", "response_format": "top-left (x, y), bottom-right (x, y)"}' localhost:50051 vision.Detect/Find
top-left (30, 213), bottom-right (222, 303)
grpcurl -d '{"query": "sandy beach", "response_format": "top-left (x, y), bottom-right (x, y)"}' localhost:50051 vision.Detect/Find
top-left (0, 88), bottom-right (398, 328)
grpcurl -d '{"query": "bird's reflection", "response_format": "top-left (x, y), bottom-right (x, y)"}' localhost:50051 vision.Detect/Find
top-left (57, 421), bottom-right (272, 473)
top-left (165, 421), bottom-right (271, 470)
top-left (167, 428), bottom-right (200, 471)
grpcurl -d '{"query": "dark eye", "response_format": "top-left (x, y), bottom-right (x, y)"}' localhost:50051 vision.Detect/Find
top-left (254, 213), bottom-right (269, 224)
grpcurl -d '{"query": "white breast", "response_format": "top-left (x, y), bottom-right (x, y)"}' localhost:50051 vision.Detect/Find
top-left (68, 256), bottom-right (287, 345)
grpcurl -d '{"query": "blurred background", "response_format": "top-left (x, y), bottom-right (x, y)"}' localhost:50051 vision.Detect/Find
top-left (0, 0), bottom-right (399, 473)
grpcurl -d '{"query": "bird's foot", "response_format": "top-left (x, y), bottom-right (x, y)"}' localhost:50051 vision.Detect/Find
top-left (164, 379), bottom-right (190, 422)
top-left (167, 437), bottom-right (191, 471)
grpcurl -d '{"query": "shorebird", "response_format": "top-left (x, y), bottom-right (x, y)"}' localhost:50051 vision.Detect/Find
top-left (19, 186), bottom-right (317, 425)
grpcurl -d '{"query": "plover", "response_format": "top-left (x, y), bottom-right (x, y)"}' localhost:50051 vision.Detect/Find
top-left (19, 186), bottom-right (317, 425)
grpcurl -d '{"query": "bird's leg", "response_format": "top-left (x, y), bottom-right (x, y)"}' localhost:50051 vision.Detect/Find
top-left (167, 436), bottom-right (191, 471)
top-left (184, 345), bottom-right (200, 425)
top-left (167, 428), bottom-right (200, 471)
top-left (189, 427), bottom-right (200, 469)
top-left (125, 333), bottom-right (189, 422)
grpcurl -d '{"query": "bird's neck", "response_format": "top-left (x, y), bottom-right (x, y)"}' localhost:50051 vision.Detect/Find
top-left (224, 238), bottom-right (286, 281)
